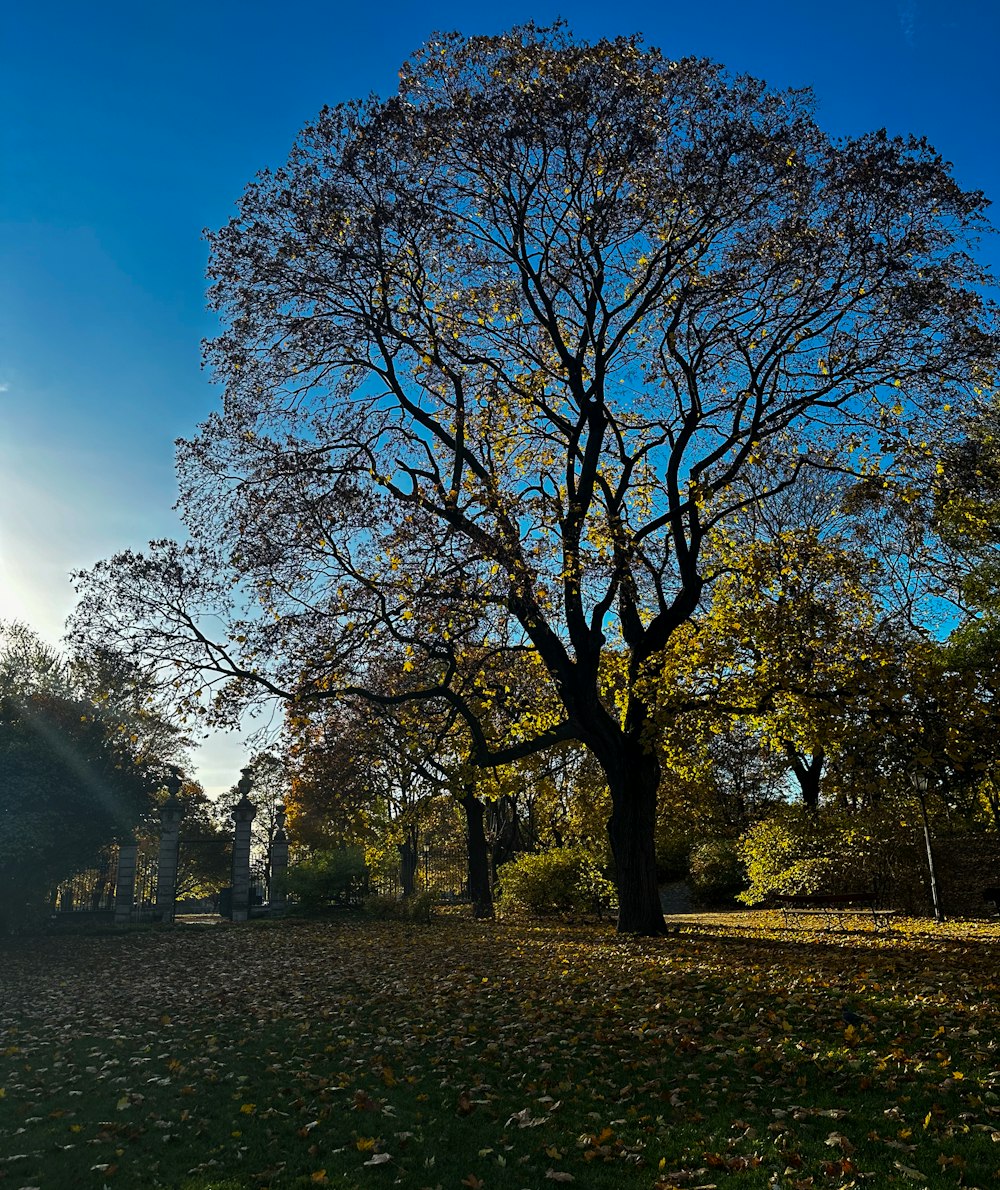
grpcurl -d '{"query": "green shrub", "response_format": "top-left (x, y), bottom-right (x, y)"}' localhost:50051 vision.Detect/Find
top-left (688, 838), bottom-right (745, 905)
top-left (496, 847), bottom-right (616, 918)
top-left (364, 890), bottom-right (437, 923)
top-left (285, 847), bottom-right (367, 909)
top-left (737, 807), bottom-right (896, 905)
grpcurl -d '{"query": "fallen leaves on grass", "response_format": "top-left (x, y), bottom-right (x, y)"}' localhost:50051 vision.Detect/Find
top-left (0, 914), bottom-right (998, 1188)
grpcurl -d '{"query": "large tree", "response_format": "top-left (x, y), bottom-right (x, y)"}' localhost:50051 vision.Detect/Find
top-left (71, 25), bottom-right (997, 933)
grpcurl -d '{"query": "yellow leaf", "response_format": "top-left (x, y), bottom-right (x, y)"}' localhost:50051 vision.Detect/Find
top-left (240, 1102), bottom-right (256, 1114)
top-left (356, 1136), bottom-right (376, 1151)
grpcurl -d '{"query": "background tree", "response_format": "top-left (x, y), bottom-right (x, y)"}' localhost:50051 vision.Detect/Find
top-left (287, 697), bottom-right (448, 894)
top-left (287, 678), bottom-right (530, 916)
top-left (655, 720), bottom-right (787, 880)
top-left (650, 522), bottom-right (901, 807)
top-left (0, 623), bottom-right (168, 931)
top-left (148, 778), bottom-right (231, 901)
top-left (216, 750), bottom-right (291, 882)
top-left (71, 24), bottom-right (997, 933)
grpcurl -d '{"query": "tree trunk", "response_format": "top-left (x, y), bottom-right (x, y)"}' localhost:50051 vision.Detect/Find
top-left (785, 744), bottom-right (824, 812)
top-left (459, 789), bottom-right (494, 919)
top-left (398, 838), bottom-right (418, 898)
top-left (487, 793), bottom-right (525, 872)
top-left (604, 737), bottom-right (667, 935)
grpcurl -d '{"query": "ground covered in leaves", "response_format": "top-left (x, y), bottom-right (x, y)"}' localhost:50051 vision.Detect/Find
top-left (1, 912), bottom-right (998, 1189)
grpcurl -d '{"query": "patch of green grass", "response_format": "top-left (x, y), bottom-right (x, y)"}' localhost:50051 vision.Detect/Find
top-left (1, 915), bottom-right (998, 1187)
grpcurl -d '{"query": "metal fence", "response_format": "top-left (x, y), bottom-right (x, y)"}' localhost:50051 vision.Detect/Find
top-left (365, 848), bottom-right (493, 902)
top-left (51, 846), bottom-right (120, 915)
top-left (249, 860), bottom-right (269, 915)
top-left (132, 850), bottom-right (158, 922)
top-left (418, 847), bottom-right (490, 901)
top-left (49, 841), bottom-right (491, 920)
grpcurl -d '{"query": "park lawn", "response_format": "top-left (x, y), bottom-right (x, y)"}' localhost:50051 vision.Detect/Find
top-left (1, 914), bottom-right (998, 1190)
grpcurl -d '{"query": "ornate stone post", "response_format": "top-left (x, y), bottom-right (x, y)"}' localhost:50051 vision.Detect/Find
top-left (114, 839), bottom-right (139, 926)
top-left (269, 804), bottom-right (289, 914)
top-left (155, 767), bottom-right (185, 924)
top-left (231, 767), bottom-right (257, 923)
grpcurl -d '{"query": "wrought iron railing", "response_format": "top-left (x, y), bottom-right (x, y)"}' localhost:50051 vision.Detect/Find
top-left (51, 846), bottom-right (120, 914)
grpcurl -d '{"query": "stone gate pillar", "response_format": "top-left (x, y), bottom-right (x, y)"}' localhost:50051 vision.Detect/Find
top-left (155, 767), bottom-right (185, 924)
top-left (269, 804), bottom-right (289, 914)
top-left (114, 840), bottom-right (138, 925)
top-left (231, 768), bottom-right (257, 923)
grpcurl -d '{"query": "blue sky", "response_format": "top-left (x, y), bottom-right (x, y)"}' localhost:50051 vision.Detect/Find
top-left (2, 0), bottom-right (998, 792)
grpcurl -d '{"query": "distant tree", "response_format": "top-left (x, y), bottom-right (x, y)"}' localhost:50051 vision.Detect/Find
top-left (287, 696), bottom-right (447, 890)
top-left (649, 525), bottom-right (900, 808)
top-left (216, 751), bottom-right (291, 880)
top-left (655, 720), bottom-right (788, 865)
top-left (171, 781), bottom-right (231, 900)
top-left (0, 622), bottom-right (183, 931)
top-left (70, 25), bottom-right (998, 932)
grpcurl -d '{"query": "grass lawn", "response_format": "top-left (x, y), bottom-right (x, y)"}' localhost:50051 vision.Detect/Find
top-left (1, 912), bottom-right (998, 1189)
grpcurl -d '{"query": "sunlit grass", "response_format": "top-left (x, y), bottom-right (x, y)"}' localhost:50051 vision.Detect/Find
top-left (1, 913), bottom-right (998, 1187)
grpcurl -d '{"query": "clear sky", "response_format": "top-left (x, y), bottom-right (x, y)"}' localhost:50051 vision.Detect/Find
top-left (2, 0), bottom-right (998, 794)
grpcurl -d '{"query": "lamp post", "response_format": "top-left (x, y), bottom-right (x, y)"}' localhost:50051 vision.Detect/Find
top-left (911, 770), bottom-right (944, 924)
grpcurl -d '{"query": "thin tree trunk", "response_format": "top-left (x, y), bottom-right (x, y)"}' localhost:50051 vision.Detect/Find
top-left (459, 788), bottom-right (494, 919)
